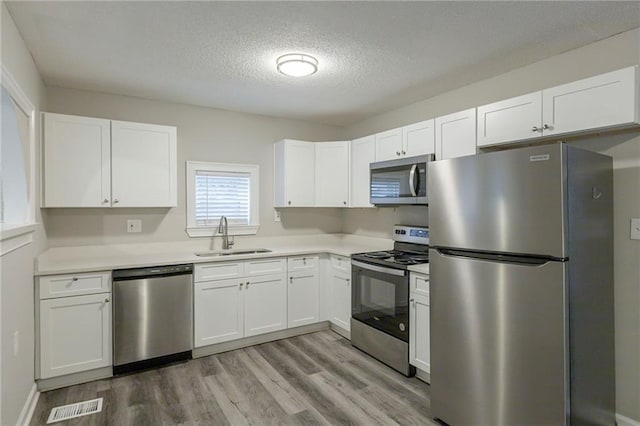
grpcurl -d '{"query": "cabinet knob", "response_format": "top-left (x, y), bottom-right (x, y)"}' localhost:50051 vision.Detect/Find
top-left (401, 150), bottom-right (406, 155)
top-left (343, 201), bottom-right (347, 205)
top-left (104, 298), bottom-right (110, 303)
top-left (346, 278), bottom-right (350, 284)
top-left (396, 151), bottom-right (401, 156)
top-left (72, 277), bottom-right (78, 281)
top-left (239, 282), bottom-right (244, 289)
top-left (531, 126), bottom-right (540, 132)
top-left (543, 124), bottom-right (552, 130)
top-left (246, 281), bottom-right (250, 288)
top-left (103, 198), bottom-right (109, 204)
top-left (288, 201), bottom-right (291, 205)
top-left (290, 276), bottom-right (293, 284)
top-left (113, 199), bottom-right (119, 204)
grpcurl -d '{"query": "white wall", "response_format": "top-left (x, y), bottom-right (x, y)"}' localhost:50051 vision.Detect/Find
top-left (43, 88), bottom-right (344, 247)
top-left (341, 28), bottom-right (640, 422)
top-left (0, 3), bottom-right (47, 425)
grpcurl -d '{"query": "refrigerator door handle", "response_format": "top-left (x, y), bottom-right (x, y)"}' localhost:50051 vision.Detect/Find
top-left (435, 248), bottom-right (563, 265)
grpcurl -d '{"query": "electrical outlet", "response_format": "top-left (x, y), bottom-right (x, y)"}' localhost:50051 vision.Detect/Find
top-left (13, 331), bottom-right (19, 356)
top-left (127, 219), bottom-right (142, 233)
top-left (631, 218), bottom-right (640, 240)
top-left (274, 210), bottom-right (281, 222)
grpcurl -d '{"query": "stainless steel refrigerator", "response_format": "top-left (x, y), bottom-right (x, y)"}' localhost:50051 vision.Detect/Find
top-left (428, 143), bottom-right (614, 426)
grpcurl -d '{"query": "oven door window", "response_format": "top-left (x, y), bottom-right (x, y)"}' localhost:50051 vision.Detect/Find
top-left (352, 265), bottom-right (409, 341)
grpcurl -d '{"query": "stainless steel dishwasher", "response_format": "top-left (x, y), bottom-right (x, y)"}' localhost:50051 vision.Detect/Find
top-left (112, 264), bottom-right (193, 374)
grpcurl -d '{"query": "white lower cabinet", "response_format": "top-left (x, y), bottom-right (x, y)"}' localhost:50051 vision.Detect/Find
top-left (409, 272), bottom-right (430, 379)
top-left (194, 278), bottom-right (244, 346)
top-left (245, 274), bottom-right (287, 336)
top-left (328, 254), bottom-right (351, 332)
top-left (39, 292), bottom-right (112, 379)
top-left (194, 261), bottom-right (287, 346)
top-left (287, 256), bottom-right (319, 328)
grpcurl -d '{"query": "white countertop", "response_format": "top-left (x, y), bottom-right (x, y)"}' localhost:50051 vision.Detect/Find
top-left (407, 263), bottom-right (430, 275)
top-left (35, 234), bottom-right (394, 275)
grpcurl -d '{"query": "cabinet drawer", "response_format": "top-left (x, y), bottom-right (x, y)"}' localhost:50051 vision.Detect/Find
top-left (287, 255), bottom-right (319, 271)
top-left (330, 254), bottom-right (351, 274)
top-left (410, 272), bottom-right (430, 298)
top-left (39, 272), bottom-right (111, 299)
top-left (245, 258), bottom-right (286, 276)
top-left (195, 262), bottom-right (244, 282)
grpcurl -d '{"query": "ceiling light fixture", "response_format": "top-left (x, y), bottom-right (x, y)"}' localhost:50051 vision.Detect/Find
top-left (276, 53), bottom-right (318, 77)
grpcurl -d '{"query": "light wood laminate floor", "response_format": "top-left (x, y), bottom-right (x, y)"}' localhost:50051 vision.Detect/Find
top-left (31, 330), bottom-right (435, 425)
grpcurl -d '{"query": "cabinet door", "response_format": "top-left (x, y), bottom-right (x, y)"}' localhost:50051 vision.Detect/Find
top-left (276, 140), bottom-right (315, 207)
top-left (42, 113), bottom-right (111, 207)
top-left (410, 272), bottom-right (430, 298)
top-left (477, 92), bottom-right (542, 147)
top-left (315, 141), bottom-right (350, 207)
top-left (403, 119), bottom-right (435, 156)
top-left (542, 66), bottom-right (639, 137)
top-left (40, 293), bottom-right (111, 379)
top-left (288, 270), bottom-right (319, 328)
top-left (244, 274), bottom-right (287, 336)
top-left (111, 120), bottom-right (177, 207)
top-left (409, 294), bottom-right (430, 375)
top-left (375, 128), bottom-right (403, 161)
top-left (330, 271), bottom-right (351, 332)
top-left (194, 278), bottom-right (244, 346)
top-left (435, 108), bottom-right (477, 160)
top-left (350, 135), bottom-right (375, 207)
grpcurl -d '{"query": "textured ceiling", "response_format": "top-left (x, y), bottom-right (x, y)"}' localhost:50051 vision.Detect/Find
top-left (5, 1), bottom-right (640, 126)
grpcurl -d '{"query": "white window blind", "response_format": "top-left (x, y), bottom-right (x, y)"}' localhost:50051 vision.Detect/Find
top-left (195, 170), bottom-right (250, 226)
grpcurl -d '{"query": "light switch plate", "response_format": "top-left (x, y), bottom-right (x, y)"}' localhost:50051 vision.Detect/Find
top-left (631, 218), bottom-right (640, 240)
top-left (127, 219), bottom-right (142, 233)
top-left (274, 210), bottom-right (281, 222)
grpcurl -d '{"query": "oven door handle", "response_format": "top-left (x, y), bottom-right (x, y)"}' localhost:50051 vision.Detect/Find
top-left (351, 260), bottom-right (407, 276)
top-left (409, 164), bottom-right (417, 197)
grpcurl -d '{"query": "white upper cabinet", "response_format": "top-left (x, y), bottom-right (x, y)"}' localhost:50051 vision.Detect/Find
top-left (274, 139), bottom-right (315, 207)
top-left (43, 113), bottom-right (111, 207)
top-left (402, 119), bottom-right (435, 157)
top-left (542, 66), bottom-right (639, 137)
top-left (375, 128), bottom-right (403, 161)
top-left (42, 113), bottom-right (177, 208)
top-left (375, 121), bottom-right (434, 161)
top-left (477, 66), bottom-right (640, 148)
top-left (350, 135), bottom-right (375, 208)
top-left (315, 141), bottom-right (350, 207)
top-left (435, 108), bottom-right (477, 160)
top-left (477, 92), bottom-right (543, 147)
top-left (111, 120), bottom-right (177, 207)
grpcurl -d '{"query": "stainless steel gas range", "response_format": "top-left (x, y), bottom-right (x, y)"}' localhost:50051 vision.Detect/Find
top-left (350, 224), bottom-right (429, 376)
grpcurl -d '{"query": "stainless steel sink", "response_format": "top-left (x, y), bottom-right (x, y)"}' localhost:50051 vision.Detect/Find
top-left (195, 248), bottom-right (272, 257)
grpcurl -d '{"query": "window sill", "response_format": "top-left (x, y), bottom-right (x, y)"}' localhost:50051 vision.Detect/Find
top-left (186, 225), bottom-right (259, 238)
top-left (0, 223), bottom-right (36, 256)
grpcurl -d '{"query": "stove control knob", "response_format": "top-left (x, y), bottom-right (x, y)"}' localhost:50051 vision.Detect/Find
top-left (399, 323), bottom-right (406, 332)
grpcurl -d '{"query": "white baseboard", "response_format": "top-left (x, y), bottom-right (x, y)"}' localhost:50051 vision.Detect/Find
top-left (617, 413), bottom-right (640, 426)
top-left (15, 383), bottom-right (39, 426)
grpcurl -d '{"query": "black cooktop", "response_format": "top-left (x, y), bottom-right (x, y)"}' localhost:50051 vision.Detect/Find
top-left (352, 244), bottom-right (429, 270)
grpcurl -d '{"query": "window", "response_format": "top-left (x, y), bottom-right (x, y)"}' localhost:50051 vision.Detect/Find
top-left (1, 66), bottom-right (36, 244)
top-left (186, 161), bottom-right (259, 237)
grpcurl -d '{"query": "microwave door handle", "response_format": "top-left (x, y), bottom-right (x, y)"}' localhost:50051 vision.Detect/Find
top-left (409, 164), bottom-right (417, 196)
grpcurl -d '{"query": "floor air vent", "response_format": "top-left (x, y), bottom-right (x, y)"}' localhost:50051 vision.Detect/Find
top-left (47, 398), bottom-right (103, 423)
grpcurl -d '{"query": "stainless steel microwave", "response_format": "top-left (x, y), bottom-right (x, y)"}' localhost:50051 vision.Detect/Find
top-left (370, 154), bottom-right (434, 205)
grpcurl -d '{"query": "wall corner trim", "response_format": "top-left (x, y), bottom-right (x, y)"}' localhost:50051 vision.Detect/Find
top-left (15, 383), bottom-right (39, 426)
top-left (617, 413), bottom-right (640, 426)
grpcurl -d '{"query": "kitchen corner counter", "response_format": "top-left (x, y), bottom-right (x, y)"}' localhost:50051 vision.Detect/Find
top-left (408, 263), bottom-right (430, 274)
top-left (35, 234), bottom-right (393, 275)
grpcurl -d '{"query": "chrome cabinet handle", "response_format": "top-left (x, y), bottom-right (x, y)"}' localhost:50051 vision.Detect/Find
top-left (103, 198), bottom-right (109, 203)
top-left (113, 199), bottom-right (119, 204)
top-left (543, 124), bottom-right (552, 130)
top-left (401, 150), bottom-right (406, 155)
top-left (104, 298), bottom-right (110, 303)
top-left (531, 126), bottom-right (540, 132)
top-left (396, 151), bottom-right (401, 156)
